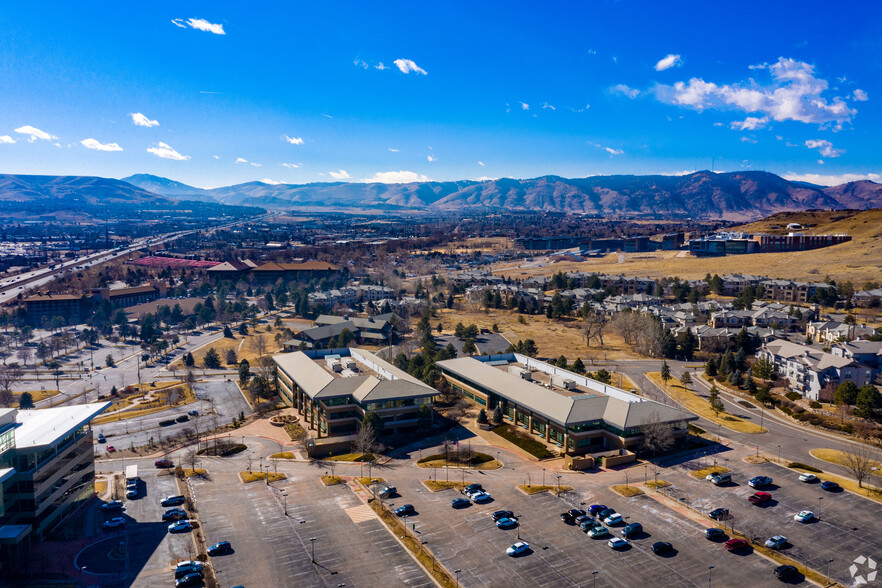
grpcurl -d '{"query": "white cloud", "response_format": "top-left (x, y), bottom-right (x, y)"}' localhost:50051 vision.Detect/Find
top-left (329, 169), bottom-right (350, 180)
top-left (261, 179), bottom-right (284, 185)
top-left (283, 135), bottom-right (304, 145)
top-left (805, 139), bottom-right (843, 158)
top-left (213, 155), bottom-right (220, 159)
top-left (853, 89), bottom-right (869, 101)
top-left (473, 176), bottom-right (498, 182)
top-left (375, 62), bottom-right (387, 71)
top-left (477, 161), bottom-right (485, 166)
top-left (280, 162), bottom-right (302, 168)
top-left (235, 157), bottom-right (261, 167)
top-left (354, 59), bottom-right (369, 69)
top-left (388, 148), bottom-right (399, 152)
top-left (655, 54), bottom-right (683, 71)
top-left (655, 57), bottom-right (856, 126)
top-left (360, 170), bottom-right (430, 183)
top-left (80, 138), bottom-right (123, 152)
top-left (730, 116), bottom-right (769, 131)
top-left (427, 154), bottom-right (437, 162)
top-left (129, 112), bottom-right (159, 127)
top-left (782, 172), bottom-right (880, 186)
top-left (173, 18), bottom-right (225, 35)
top-left (740, 136), bottom-right (757, 143)
top-left (147, 142), bottom-right (189, 160)
top-left (0, 135), bottom-right (15, 144)
top-left (587, 49), bottom-right (597, 55)
top-left (394, 59), bottom-right (427, 75)
top-left (15, 125), bottom-right (57, 142)
top-left (519, 102), bottom-right (530, 110)
top-left (603, 147), bottom-right (624, 155)
top-left (322, 114), bottom-right (333, 119)
top-left (542, 102), bottom-right (556, 110)
top-left (611, 84), bottom-right (639, 99)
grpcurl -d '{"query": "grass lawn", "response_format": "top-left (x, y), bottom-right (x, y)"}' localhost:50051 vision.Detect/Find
top-left (517, 484), bottom-right (573, 495)
top-left (271, 452), bottom-right (296, 459)
top-left (321, 475), bottom-right (343, 486)
top-left (13, 388), bottom-right (60, 404)
top-left (422, 480), bottom-right (468, 492)
top-left (283, 422), bottom-right (305, 440)
top-left (809, 448), bottom-right (882, 479)
top-left (644, 480), bottom-right (671, 489)
top-left (326, 453), bottom-right (375, 462)
top-left (92, 384), bottom-right (194, 425)
top-left (611, 484), bottom-right (644, 497)
top-left (492, 424), bottom-right (556, 459)
top-left (356, 477), bottom-right (385, 486)
top-left (181, 468), bottom-right (207, 477)
top-left (171, 325), bottom-right (287, 369)
top-left (437, 306), bottom-right (639, 360)
top-left (95, 481), bottom-right (107, 494)
top-left (416, 452), bottom-right (501, 470)
top-left (646, 372), bottom-right (766, 434)
top-left (690, 465), bottom-right (731, 479)
top-left (239, 471), bottom-right (288, 484)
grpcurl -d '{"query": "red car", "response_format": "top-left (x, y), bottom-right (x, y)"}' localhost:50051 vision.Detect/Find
top-left (725, 538), bottom-right (749, 552)
top-left (748, 491), bottom-right (771, 504)
top-left (155, 459), bottom-right (174, 468)
top-left (106, 445), bottom-right (116, 453)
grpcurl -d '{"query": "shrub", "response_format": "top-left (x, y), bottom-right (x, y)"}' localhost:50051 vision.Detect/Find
top-left (491, 425), bottom-right (554, 459)
top-left (841, 423), bottom-right (854, 434)
top-left (476, 409), bottom-right (488, 424)
top-left (688, 424), bottom-right (706, 435)
top-left (809, 401), bottom-right (822, 409)
top-left (779, 406), bottom-right (793, 416)
top-left (791, 405), bottom-right (805, 414)
top-left (787, 462), bottom-right (822, 473)
top-left (785, 391), bottom-right (802, 402)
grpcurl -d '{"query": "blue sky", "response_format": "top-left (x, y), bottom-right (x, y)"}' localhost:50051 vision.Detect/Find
top-left (1, 1), bottom-right (880, 188)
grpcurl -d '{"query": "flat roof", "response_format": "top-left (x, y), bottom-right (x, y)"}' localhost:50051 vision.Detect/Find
top-left (14, 402), bottom-right (110, 450)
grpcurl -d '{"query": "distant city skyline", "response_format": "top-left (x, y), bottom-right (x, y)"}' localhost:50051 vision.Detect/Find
top-left (1, 1), bottom-right (880, 188)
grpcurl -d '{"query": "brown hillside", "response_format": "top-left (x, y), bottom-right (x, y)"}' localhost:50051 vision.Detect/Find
top-left (494, 209), bottom-right (882, 285)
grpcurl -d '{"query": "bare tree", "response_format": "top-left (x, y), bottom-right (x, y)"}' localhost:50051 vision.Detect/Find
top-left (583, 311), bottom-right (607, 348)
top-left (249, 333), bottom-right (269, 361)
top-left (184, 448), bottom-right (199, 472)
top-left (842, 427), bottom-right (880, 488)
top-left (0, 365), bottom-right (23, 407)
top-left (353, 423), bottom-right (378, 456)
top-left (640, 413), bottom-right (676, 457)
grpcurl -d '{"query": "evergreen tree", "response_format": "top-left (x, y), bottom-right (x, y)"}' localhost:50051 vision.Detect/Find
top-left (238, 359), bottom-right (251, 384)
top-left (184, 352), bottom-right (195, 367)
top-left (203, 347), bottom-right (222, 369)
top-left (705, 357), bottom-right (718, 377)
top-left (660, 360), bottom-right (672, 388)
top-left (18, 391), bottom-right (34, 409)
top-left (709, 384), bottom-right (724, 416)
top-left (571, 357), bottom-right (585, 374)
top-left (492, 404), bottom-right (504, 425)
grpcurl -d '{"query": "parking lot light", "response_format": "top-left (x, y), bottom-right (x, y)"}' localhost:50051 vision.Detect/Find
top-left (818, 496), bottom-right (822, 519)
top-left (826, 558), bottom-right (834, 585)
top-left (454, 568), bottom-right (461, 588)
top-left (707, 565), bottom-right (714, 587)
top-left (591, 570), bottom-right (598, 588)
top-left (310, 537), bottom-right (317, 563)
top-left (515, 514), bottom-right (522, 540)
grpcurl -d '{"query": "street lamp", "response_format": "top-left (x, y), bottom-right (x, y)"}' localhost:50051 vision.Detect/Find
top-left (818, 496), bottom-right (823, 520)
top-left (283, 491), bottom-right (288, 516)
top-left (591, 570), bottom-right (598, 588)
top-left (515, 513), bottom-right (522, 540)
top-left (309, 537), bottom-right (317, 563)
top-left (708, 565), bottom-right (714, 588)
top-left (454, 568), bottom-right (461, 588)
top-left (402, 514), bottom-right (408, 538)
top-left (542, 468), bottom-right (545, 487)
top-left (777, 445), bottom-right (781, 463)
top-left (826, 558), bottom-right (834, 586)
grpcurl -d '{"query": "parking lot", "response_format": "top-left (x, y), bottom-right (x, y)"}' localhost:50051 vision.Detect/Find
top-left (379, 470), bottom-right (781, 587)
top-left (191, 469), bottom-right (433, 588)
top-left (663, 458), bottom-right (882, 586)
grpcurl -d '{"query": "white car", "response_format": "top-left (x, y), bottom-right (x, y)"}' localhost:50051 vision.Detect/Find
top-left (798, 473), bottom-right (819, 483)
top-left (102, 517), bottom-right (126, 530)
top-left (603, 513), bottom-right (624, 526)
top-left (471, 491), bottom-right (492, 503)
top-left (794, 510), bottom-right (814, 523)
top-left (765, 535), bottom-right (787, 550)
top-left (608, 537), bottom-right (629, 550)
top-left (506, 541), bottom-right (530, 556)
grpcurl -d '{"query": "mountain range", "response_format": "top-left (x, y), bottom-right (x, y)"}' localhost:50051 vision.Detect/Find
top-left (120, 171), bottom-right (882, 220)
top-left (0, 171), bottom-right (880, 221)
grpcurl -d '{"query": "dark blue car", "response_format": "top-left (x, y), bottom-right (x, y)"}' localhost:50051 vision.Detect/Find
top-left (588, 504), bottom-right (607, 516)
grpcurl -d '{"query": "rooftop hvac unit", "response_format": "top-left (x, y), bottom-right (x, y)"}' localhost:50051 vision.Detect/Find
top-left (343, 359), bottom-right (357, 370)
top-left (563, 379), bottom-right (577, 391)
top-left (330, 361), bottom-right (342, 373)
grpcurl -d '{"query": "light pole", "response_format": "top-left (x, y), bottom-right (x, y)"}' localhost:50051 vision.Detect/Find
top-left (454, 568), bottom-right (461, 588)
top-left (817, 496), bottom-right (822, 520)
top-left (496, 451), bottom-right (500, 468)
top-left (542, 468), bottom-right (545, 488)
top-left (555, 474), bottom-right (562, 495)
top-left (310, 537), bottom-right (317, 563)
top-left (826, 558), bottom-right (833, 586)
top-left (708, 565), bottom-right (714, 588)
top-left (591, 570), bottom-right (598, 588)
top-left (402, 514), bottom-right (408, 538)
top-left (283, 491), bottom-right (288, 516)
top-left (516, 514), bottom-right (522, 540)
top-left (777, 445), bottom-right (781, 463)
top-left (644, 465), bottom-right (647, 485)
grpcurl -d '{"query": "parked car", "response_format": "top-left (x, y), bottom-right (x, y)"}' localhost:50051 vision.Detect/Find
top-left (798, 473), bottom-right (819, 483)
top-left (174, 564), bottom-right (203, 579)
top-left (581, 519), bottom-right (601, 533)
top-left (560, 509), bottom-right (585, 523)
top-left (462, 483), bottom-right (483, 495)
top-left (174, 561), bottom-right (202, 571)
top-left (106, 445), bottom-right (116, 453)
top-left (496, 517), bottom-right (519, 530)
top-left (101, 500), bottom-right (123, 511)
top-left (378, 485), bottom-right (397, 497)
top-left (765, 535), bottom-right (787, 550)
top-left (748, 476), bottom-right (773, 488)
top-left (155, 459), bottom-right (174, 468)
top-left (162, 508), bottom-right (187, 521)
top-left (725, 538), bottom-right (749, 552)
top-left (126, 487), bottom-right (138, 499)
top-left (621, 522), bottom-right (642, 538)
top-left (711, 473), bottom-right (732, 486)
top-left (775, 565), bottom-right (799, 580)
top-left (651, 541), bottom-right (673, 555)
top-left (395, 504), bottom-right (415, 517)
top-left (821, 481), bottom-right (840, 491)
top-left (603, 513), bottom-right (624, 526)
top-left (471, 492), bottom-right (492, 503)
top-left (708, 508), bottom-right (729, 520)
top-left (597, 508), bottom-right (616, 520)
top-left (450, 498), bottom-right (471, 509)
top-left (187, 410), bottom-right (199, 416)
top-left (705, 528), bottom-right (726, 541)
top-left (506, 541), bottom-right (530, 556)
top-left (491, 510), bottom-right (514, 521)
top-left (588, 504), bottom-right (607, 516)
top-left (608, 537), bottom-right (629, 550)
top-left (168, 520), bottom-right (193, 533)
top-left (574, 514), bottom-right (594, 525)
top-left (175, 573), bottom-right (202, 588)
top-left (207, 541), bottom-right (232, 555)
top-left (748, 491), bottom-right (772, 505)
top-left (97, 434), bottom-right (106, 443)
top-left (794, 510), bottom-right (814, 523)
top-left (102, 517), bottom-right (126, 530)
top-left (162, 495), bottom-right (186, 507)
top-left (588, 526), bottom-right (610, 538)
top-left (175, 415), bottom-right (189, 423)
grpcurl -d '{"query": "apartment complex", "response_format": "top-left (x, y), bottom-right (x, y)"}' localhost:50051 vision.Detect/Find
top-left (22, 282), bottom-right (168, 326)
top-left (274, 348), bottom-right (436, 450)
top-left (437, 354), bottom-right (695, 457)
top-left (0, 402), bottom-right (109, 569)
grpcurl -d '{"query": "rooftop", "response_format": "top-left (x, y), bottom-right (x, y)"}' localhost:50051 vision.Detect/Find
top-left (14, 402), bottom-right (110, 450)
